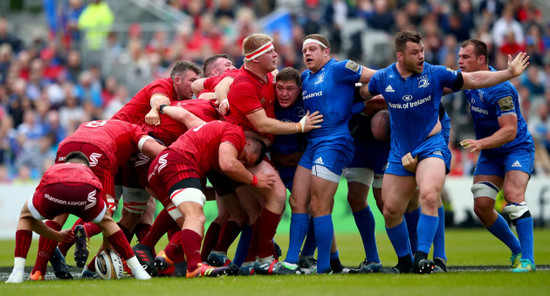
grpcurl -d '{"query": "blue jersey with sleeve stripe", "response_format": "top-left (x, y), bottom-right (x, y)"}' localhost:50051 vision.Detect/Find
top-left (462, 68), bottom-right (533, 155)
top-left (301, 58), bottom-right (363, 140)
top-left (368, 62), bottom-right (460, 156)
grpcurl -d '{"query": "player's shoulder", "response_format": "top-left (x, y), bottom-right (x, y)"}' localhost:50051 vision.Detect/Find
top-left (485, 79), bottom-right (517, 98)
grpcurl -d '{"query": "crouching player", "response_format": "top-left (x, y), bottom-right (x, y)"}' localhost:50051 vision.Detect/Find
top-left (6, 152), bottom-right (151, 283)
top-left (147, 114), bottom-right (274, 278)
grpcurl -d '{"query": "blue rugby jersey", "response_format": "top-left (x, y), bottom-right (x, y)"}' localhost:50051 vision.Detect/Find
top-left (463, 68), bottom-right (533, 155)
top-left (368, 62), bottom-right (460, 156)
top-left (301, 58), bottom-right (363, 140)
top-left (272, 99), bottom-right (307, 155)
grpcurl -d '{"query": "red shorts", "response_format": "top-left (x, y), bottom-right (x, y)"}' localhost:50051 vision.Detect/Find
top-left (57, 142), bottom-right (116, 197)
top-left (30, 182), bottom-right (106, 223)
top-left (118, 152), bottom-right (151, 189)
top-left (147, 150), bottom-right (201, 207)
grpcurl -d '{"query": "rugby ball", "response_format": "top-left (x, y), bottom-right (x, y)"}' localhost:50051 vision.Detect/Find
top-left (95, 249), bottom-right (125, 280)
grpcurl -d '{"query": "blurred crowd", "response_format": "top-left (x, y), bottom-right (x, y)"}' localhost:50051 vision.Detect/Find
top-left (1, 0), bottom-right (550, 182)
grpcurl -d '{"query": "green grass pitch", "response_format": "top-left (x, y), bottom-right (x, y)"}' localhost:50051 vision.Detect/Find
top-left (0, 228), bottom-right (549, 296)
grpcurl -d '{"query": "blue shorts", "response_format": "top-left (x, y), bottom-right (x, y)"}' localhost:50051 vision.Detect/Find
top-left (385, 132), bottom-right (451, 177)
top-left (474, 147), bottom-right (535, 177)
top-left (299, 136), bottom-right (354, 176)
top-left (348, 139), bottom-right (390, 174)
top-left (277, 165), bottom-right (297, 191)
top-left (441, 115), bottom-right (451, 145)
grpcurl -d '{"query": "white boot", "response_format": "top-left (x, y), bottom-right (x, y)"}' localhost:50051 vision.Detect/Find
top-left (127, 256), bottom-right (151, 280)
top-left (6, 268), bottom-right (24, 283)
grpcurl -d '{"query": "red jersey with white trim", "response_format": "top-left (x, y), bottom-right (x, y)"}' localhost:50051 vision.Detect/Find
top-left (225, 68), bottom-right (276, 137)
top-left (201, 69), bottom-right (240, 95)
top-left (37, 162), bottom-right (103, 191)
top-left (59, 120), bottom-right (147, 167)
top-left (167, 120), bottom-right (245, 177)
top-left (140, 98), bottom-right (220, 146)
top-left (112, 78), bottom-right (177, 124)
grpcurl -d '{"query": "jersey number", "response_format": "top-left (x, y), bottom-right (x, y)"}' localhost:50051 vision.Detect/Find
top-left (85, 120), bottom-right (107, 128)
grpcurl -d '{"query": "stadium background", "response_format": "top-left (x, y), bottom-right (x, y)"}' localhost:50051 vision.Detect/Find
top-left (0, 0), bottom-right (550, 239)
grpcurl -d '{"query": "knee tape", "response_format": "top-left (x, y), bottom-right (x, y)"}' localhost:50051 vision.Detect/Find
top-left (122, 187), bottom-right (150, 214)
top-left (372, 174), bottom-right (384, 189)
top-left (171, 187), bottom-right (206, 207)
top-left (503, 202), bottom-right (531, 221)
top-left (344, 167), bottom-right (374, 187)
top-left (471, 181), bottom-right (499, 200)
top-left (165, 202), bottom-right (183, 221)
top-left (106, 196), bottom-right (117, 214)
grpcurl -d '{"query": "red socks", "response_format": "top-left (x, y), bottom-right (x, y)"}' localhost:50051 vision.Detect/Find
top-left (32, 220), bottom-right (61, 274)
top-left (107, 230), bottom-right (134, 260)
top-left (180, 229), bottom-right (202, 271)
top-left (201, 222), bottom-right (221, 261)
top-left (14, 230), bottom-right (32, 258)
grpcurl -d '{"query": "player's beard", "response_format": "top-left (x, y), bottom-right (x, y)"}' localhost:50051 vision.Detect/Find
top-left (405, 58), bottom-right (424, 74)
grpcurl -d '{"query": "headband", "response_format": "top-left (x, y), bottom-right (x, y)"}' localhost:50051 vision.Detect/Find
top-left (244, 41), bottom-right (274, 61)
top-left (303, 38), bottom-right (327, 48)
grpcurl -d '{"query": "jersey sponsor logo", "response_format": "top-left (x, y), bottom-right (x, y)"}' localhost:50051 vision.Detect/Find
top-left (158, 153), bottom-right (168, 172)
top-left (44, 193), bottom-right (87, 207)
top-left (303, 91), bottom-right (323, 100)
top-left (89, 153), bottom-right (102, 167)
top-left (84, 190), bottom-right (97, 211)
top-left (498, 96), bottom-right (514, 112)
top-left (511, 160), bottom-right (522, 168)
top-left (418, 75), bottom-right (430, 88)
top-left (135, 153), bottom-right (150, 167)
top-left (402, 95), bottom-right (413, 102)
top-left (314, 74), bottom-right (325, 84)
top-left (470, 105), bottom-right (489, 115)
top-left (388, 95), bottom-right (432, 109)
top-left (345, 60), bottom-right (360, 72)
top-left (314, 157), bottom-right (324, 165)
top-left (385, 85), bottom-right (395, 93)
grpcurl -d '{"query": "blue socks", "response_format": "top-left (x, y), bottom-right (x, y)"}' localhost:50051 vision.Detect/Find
top-left (353, 206), bottom-right (380, 263)
top-left (386, 220), bottom-right (412, 258)
top-left (313, 215), bottom-right (334, 273)
top-left (404, 207), bottom-right (420, 254)
top-left (417, 213), bottom-right (438, 255)
top-left (301, 217), bottom-right (316, 256)
top-left (515, 216), bottom-right (535, 263)
top-left (488, 214), bottom-right (522, 255)
top-left (285, 213), bottom-right (309, 264)
top-left (232, 225), bottom-right (252, 267)
top-left (432, 206), bottom-right (446, 260)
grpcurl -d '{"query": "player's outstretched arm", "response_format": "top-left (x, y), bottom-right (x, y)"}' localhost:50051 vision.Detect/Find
top-left (359, 66), bottom-right (377, 84)
top-left (246, 109), bottom-right (323, 135)
top-left (138, 135), bottom-right (165, 158)
top-left (462, 52), bottom-right (530, 90)
top-left (191, 78), bottom-right (207, 97)
top-left (19, 202), bottom-right (74, 243)
top-left (159, 105), bottom-right (206, 129)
